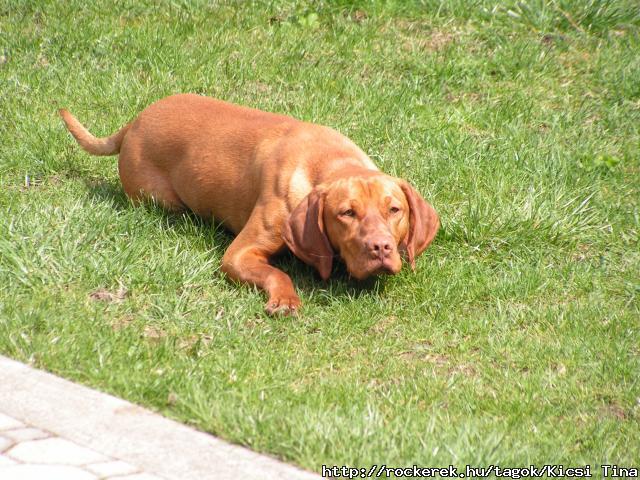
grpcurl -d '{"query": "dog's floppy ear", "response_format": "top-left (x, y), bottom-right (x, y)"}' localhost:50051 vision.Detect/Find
top-left (282, 189), bottom-right (334, 280)
top-left (399, 181), bottom-right (440, 269)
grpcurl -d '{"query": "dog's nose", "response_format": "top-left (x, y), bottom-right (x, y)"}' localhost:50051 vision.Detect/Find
top-left (365, 237), bottom-right (394, 258)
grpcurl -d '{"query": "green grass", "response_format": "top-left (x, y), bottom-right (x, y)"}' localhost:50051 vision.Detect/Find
top-left (1, 0), bottom-right (639, 474)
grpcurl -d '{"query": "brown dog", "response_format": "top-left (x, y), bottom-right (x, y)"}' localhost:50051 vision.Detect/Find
top-left (60, 94), bottom-right (439, 314)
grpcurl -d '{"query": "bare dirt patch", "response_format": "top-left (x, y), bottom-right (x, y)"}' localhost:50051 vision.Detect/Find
top-left (89, 286), bottom-right (128, 303)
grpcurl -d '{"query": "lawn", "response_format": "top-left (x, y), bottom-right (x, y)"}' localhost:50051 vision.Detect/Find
top-left (1, 0), bottom-right (639, 474)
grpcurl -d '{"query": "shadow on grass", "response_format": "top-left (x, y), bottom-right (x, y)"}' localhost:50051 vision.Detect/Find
top-left (83, 178), bottom-right (389, 303)
top-left (84, 177), bottom-right (130, 211)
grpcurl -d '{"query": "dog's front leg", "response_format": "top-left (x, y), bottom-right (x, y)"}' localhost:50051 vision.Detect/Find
top-left (221, 222), bottom-right (301, 316)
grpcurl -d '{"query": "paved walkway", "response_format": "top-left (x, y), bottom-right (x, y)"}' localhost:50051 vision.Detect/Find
top-left (0, 355), bottom-right (320, 480)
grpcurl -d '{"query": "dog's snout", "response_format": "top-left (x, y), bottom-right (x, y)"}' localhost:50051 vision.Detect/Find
top-left (365, 236), bottom-right (394, 258)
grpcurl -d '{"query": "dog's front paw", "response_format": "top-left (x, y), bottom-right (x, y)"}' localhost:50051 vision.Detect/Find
top-left (265, 293), bottom-right (301, 316)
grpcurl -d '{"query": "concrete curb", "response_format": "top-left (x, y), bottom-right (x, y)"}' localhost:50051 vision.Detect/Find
top-left (0, 355), bottom-right (320, 480)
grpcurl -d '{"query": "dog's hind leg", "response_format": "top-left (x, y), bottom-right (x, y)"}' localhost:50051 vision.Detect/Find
top-left (117, 142), bottom-right (185, 212)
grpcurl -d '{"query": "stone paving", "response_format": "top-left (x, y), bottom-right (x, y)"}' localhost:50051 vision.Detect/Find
top-left (0, 412), bottom-right (161, 479)
top-left (0, 356), bottom-right (320, 480)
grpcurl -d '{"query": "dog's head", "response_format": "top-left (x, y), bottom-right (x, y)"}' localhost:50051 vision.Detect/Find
top-left (283, 174), bottom-right (439, 280)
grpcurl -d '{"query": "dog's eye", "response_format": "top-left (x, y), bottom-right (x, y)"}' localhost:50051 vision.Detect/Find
top-left (340, 209), bottom-right (356, 217)
top-left (389, 206), bottom-right (401, 214)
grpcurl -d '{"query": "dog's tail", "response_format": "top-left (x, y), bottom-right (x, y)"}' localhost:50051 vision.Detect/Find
top-left (59, 109), bottom-right (130, 156)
